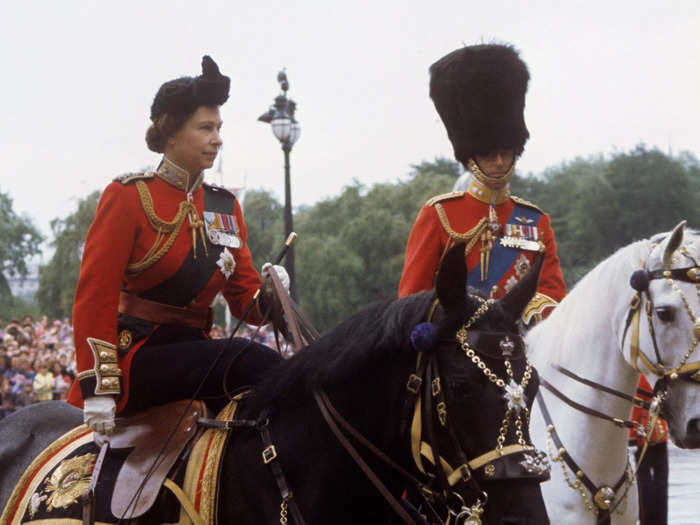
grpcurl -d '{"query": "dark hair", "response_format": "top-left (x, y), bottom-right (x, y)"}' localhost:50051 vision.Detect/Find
top-left (145, 112), bottom-right (191, 153)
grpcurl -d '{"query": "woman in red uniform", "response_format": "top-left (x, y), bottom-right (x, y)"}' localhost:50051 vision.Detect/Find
top-left (66, 56), bottom-right (286, 434)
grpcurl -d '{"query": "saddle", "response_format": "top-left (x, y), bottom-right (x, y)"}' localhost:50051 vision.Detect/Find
top-left (95, 399), bottom-right (207, 520)
top-left (0, 400), bottom-right (209, 525)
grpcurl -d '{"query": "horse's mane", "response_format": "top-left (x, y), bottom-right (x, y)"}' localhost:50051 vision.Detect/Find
top-left (251, 291), bottom-right (437, 410)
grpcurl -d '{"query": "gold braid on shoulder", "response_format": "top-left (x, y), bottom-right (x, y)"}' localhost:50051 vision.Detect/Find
top-left (434, 203), bottom-right (488, 254)
top-left (126, 181), bottom-right (208, 276)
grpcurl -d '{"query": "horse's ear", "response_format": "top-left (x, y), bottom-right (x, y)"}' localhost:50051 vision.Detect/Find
top-left (661, 221), bottom-right (686, 269)
top-left (436, 243), bottom-right (467, 312)
top-left (500, 255), bottom-right (544, 319)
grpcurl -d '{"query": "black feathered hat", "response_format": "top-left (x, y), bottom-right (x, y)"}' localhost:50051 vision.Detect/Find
top-left (429, 44), bottom-right (530, 165)
top-left (150, 55), bottom-right (230, 121)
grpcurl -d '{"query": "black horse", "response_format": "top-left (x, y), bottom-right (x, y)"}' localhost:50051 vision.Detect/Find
top-left (1, 245), bottom-right (549, 524)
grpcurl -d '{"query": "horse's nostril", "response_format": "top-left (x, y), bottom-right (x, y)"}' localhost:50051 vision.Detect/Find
top-left (687, 418), bottom-right (700, 436)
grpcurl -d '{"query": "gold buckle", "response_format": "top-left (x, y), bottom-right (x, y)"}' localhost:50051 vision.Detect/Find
top-left (630, 294), bottom-right (641, 310)
top-left (262, 445), bottom-right (277, 464)
top-left (431, 378), bottom-right (441, 396)
top-left (437, 402), bottom-right (447, 426)
top-left (406, 374), bottom-right (422, 394)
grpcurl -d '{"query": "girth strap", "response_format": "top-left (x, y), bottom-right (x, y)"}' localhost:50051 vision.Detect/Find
top-left (163, 478), bottom-right (207, 525)
top-left (81, 440), bottom-right (110, 525)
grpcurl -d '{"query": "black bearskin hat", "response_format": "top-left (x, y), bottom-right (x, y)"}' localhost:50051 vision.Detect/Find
top-left (429, 44), bottom-right (530, 165)
top-left (150, 55), bottom-right (230, 121)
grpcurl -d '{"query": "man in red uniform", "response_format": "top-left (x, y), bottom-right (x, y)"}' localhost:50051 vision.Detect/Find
top-left (399, 44), bottom-right (566, 323)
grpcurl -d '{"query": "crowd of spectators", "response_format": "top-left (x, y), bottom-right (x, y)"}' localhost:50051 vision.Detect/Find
top-left (0, 315), bottom-right (75, 420)
top-left (0, 315), bottom-right (293, 420)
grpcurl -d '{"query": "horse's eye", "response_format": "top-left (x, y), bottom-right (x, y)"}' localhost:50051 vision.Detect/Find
top-left (655, 306), bottom-right (675, 323)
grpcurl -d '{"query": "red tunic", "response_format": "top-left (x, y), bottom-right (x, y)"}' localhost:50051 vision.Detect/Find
top-left (67, 166), bottom-right (263, 412)
top-left (399, 180), bottom-right (566, 321)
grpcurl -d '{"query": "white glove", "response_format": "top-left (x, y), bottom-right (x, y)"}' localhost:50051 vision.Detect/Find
top-left (262, 263), bottom-right (290, 291)
top-left (83, 396), bottom-right (116, 435)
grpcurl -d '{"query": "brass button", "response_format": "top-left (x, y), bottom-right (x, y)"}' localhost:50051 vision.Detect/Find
top-left (118, 329), bottom-right (133, 350)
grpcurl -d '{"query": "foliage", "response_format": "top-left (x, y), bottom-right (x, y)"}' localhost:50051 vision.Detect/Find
top-left (0, 295), bottom-right (40, 321)
top-left (512, 145), bottom-right (700, 286)
top-left (241, 189), bottom-right (285, 273)
top-left (36, 191), bottom-right (101, 319)
top-left (291, 158), bottom-right (459, 330)
top-left (0, 189), bottom-right (43, 308)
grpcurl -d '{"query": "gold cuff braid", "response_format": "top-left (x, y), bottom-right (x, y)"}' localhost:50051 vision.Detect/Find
top-left (87, 337), bottom-right (122, 395)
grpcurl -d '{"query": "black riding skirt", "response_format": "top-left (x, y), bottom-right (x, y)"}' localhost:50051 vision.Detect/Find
top-left (122, 324), bottom-right (282, 414)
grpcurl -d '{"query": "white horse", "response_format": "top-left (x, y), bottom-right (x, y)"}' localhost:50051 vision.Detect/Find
top-left (527, 221), bottom-right (700, 524)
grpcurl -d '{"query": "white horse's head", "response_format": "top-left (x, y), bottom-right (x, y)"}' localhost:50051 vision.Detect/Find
top-left (633, 221), bottom-right (700, 448)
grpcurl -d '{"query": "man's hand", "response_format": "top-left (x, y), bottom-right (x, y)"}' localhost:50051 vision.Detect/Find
top-left (262, 263), bottom-right (290, 291)
top-left (83, 396), bottom-right (116, 435)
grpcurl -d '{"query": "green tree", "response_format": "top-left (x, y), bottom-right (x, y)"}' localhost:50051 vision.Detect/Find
top-left (0, 189), bottom-right (43, 315)
top-left (36, 191), bottom-right (100, 319)
top-left (511, 146), bottom-right (700, 286)
top-left (291, 159), bottom-right (459, 330)
top-left (242, 189), bottom-right (285, 272)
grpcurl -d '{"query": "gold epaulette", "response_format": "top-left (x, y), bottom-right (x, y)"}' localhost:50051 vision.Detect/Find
top-left (425, 191), bottom-right (465, 207)
top-left (522, 292), bottom-right (559, 326)
top-left (510, 195), bottom-right (544, 214)
top-left (113, 172), bottom-right (155, 185)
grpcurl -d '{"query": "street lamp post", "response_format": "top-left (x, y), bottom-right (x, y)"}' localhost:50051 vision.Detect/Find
top-left (258, 71), bottom-right (301, 301)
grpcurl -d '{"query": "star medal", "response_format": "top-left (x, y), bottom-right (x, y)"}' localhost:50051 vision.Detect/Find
top-left (503, 379), bottom-right (526, 412)
top-left (217, 249), bottom-right (236, 279)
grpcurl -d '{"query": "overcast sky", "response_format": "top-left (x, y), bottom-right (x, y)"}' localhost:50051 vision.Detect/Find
top-left (2, 1), bottom-right (699, 251)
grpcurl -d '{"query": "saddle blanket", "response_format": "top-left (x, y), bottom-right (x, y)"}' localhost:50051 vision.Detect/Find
top-left (1, 400), bottom-right (240, 525)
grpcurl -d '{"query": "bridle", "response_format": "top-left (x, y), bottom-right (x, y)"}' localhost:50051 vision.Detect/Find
top-left (622, 254), bottom-right (700, 384)
top-left (538, 240), bottom-right (700, 524)
top-left (315, 296), bottom-right (550, 525)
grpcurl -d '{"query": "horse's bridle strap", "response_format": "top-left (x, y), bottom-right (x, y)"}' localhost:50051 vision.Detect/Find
top-left (410, 394), bottom-right (425, 474)
top-left (420, 442), bottom-right (533, 476)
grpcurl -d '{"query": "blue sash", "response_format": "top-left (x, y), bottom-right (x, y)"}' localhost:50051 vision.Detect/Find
top-left (468, 203), bottom-right (542, 294)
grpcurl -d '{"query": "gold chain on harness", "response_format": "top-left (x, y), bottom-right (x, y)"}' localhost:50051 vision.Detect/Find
top-left (456, 298), bottom-right (533, 449)
top-left (126, 180), bottom-right (208, 276)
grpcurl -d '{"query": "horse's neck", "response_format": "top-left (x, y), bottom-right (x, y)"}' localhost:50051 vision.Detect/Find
top-left (528, 242), bottom-right (647, 480)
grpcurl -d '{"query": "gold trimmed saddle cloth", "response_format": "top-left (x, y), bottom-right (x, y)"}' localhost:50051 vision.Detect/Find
top-left (1, 397), bottom-right (241, 525)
